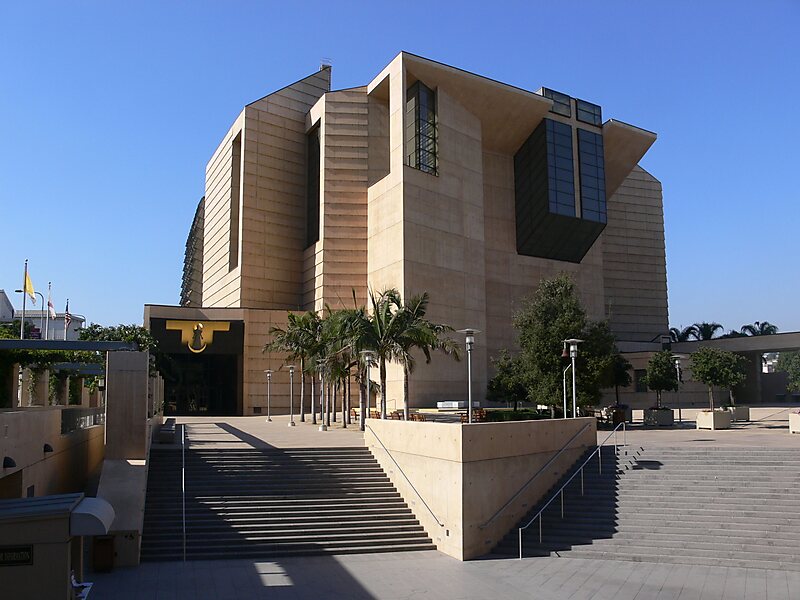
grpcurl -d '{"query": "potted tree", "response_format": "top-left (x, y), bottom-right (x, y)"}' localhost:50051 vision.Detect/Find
top-left (691, 347), bottom-right (746, 430)
top-left (643, 350), bottom-right (677, 426)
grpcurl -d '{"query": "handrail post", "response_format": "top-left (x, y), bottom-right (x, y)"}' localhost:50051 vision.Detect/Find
top-left (623, 421), bottom-right (626, 448)
top-left (560, 490), bottom-right (564, 518)
top-left (181, 423), bottom-right (186, 562)
top-left (539, 515), bottom-right (542, 543)
top-left (519, 528), bottom-right (523, 560)
top-left (599, 445), bottom-right (602, 475)
top-left (580, 467), bottom-right (584, 495)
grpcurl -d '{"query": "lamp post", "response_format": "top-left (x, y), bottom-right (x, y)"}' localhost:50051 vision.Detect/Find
top-left (562, 363), bottom-right (572, 418)
top-left (360, 350), bottom-right (376, 430)
top-left (672, 355), bottom-right (685, 424)
top-left (564, 339), bottom-right (583, 418)
top-left (287, 365), bottom-right (296, 427)
top-left (457, 329), bottom-right (480, 424)
top-left (317, 360), bottom-right (326, 432)
top-left (264, 370), bottom-right (272, 422)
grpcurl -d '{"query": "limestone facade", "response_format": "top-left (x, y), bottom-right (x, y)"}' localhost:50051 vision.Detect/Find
top-left (165, 52), bottom-right (668, 415)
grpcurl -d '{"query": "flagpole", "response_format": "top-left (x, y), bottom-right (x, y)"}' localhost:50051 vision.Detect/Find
top-left (20, 259), bottom-right (28, 340)
top-left (46, 282), bottom-right (51, 341)
top-left (64, 299), bottom-right (69, 341)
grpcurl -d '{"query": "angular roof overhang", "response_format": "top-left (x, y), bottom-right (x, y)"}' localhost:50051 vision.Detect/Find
top-left (603, 119), bottom-right (657, 197)
top-left (370, 52), bottom-right (553, 153)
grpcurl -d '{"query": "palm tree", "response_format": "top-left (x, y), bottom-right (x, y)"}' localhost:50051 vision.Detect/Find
top-left (394, 292), bottom-right (461, 420)
top-left (265, 311), bottom-right (321, 423)
top-left (366, 288), bottom-right (406, 419)
top-left (692, 322), bottom-right (723, 341)
top-left (669, 325), bottom-right (697, 343)
top-left (740, 321), bottom-right (779, 336)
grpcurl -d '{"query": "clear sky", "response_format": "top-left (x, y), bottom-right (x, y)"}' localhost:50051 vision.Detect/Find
top-left (1, 1), bottom-right (798, 333)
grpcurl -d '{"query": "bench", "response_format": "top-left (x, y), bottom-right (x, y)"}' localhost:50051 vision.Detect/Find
top-left (158, 418), bottom-right (177, 444)
top-left (72, 570), bottom-right (93, 598)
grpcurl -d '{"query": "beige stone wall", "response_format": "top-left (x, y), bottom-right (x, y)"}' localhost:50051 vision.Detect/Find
top-left (203, 111), bottom-right (244, 308)
top-left (304, 87), bottom-right (369, 311)
top-left (365, 417), bottom-right (596, 560)
top-left (239, 69), bottom-right (330, 310)
top-left (601, 166), bottom-right (668, 341)
top-left (0, 407), bottom-right (105, 498)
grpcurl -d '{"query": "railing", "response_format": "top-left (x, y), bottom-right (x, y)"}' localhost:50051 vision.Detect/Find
top-left (181, 423), bottom-right (187, 562)
top-left (60, 407), bottom-right (105, 434)
top-left (480, 421), bottom-right (593, 529)
top-left (518, 421), bottom-right (627, 559)
top-left (365, 423), bottom-right (444, 527)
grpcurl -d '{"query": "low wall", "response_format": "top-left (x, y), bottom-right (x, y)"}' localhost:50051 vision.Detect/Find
top-left (0, 407), bottom-right (105, 498)
top-left (365, 417), bottom-right (596, 560)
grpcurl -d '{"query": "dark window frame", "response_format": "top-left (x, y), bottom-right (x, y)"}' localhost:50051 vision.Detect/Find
top-left (405, 81), bottom-right (438, 176)
top-left (305, 124), bottom-right (321, 248)
top-left (575, 98), bottom-right (603, 126)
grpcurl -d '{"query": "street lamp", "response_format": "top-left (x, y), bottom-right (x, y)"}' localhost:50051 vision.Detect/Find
top-left (360, 350), bottom-right (376, 430)
top-left (672, 355), bottom-right (686, 424)
top-left (457, 329), bottom-right (480, 424)
top-left (317, 359), bottom-right (327, 432)
top-left (563, 339), bottom-right (583, 418)
top-left (287, 365), bottom-right (296, 427)
top-left (15, 289), bottom-right (46, 338)
top-left (264, 370), bottom-right (273, 422)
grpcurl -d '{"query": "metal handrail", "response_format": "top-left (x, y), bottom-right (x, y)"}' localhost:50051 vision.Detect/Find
top-left (518, 421), bottom-right (627, 559)
top-left (480, 420), bottom-right (593, 529)
top-left (181, 423), bottom-right (187, 562)
top-left (365, 423), bottom-right (444, 527)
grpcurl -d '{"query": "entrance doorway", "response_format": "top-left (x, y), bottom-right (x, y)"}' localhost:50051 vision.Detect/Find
top-left (163, 354), bottom-right (239, 416)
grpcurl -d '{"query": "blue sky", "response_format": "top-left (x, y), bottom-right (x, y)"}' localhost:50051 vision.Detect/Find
top-left (1, 1), bottom-right (798, 333)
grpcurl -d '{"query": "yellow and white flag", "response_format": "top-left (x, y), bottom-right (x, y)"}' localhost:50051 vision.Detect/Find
top-left (24, 270), bottom-right (35, 304)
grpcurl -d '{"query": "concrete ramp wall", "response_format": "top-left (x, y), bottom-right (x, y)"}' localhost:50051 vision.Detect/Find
top-left (365, 417), bottom-right (596, 560)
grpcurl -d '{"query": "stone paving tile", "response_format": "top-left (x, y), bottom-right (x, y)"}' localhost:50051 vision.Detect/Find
top-left (90, 553), bottom-right (800, 600)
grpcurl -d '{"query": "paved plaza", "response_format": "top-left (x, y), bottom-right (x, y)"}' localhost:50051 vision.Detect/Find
top-left (89, 407), bottom-right (800, 599)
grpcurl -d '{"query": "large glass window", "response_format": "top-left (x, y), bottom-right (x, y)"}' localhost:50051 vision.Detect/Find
top-left (546, 119), bottom-right (575, 216)
top-left (405, 81), bottom-right (438, 175)
top-left (306, 125), bottom-right (320, 247)
top-left (576, 99), bottom-right (602, 126)
top-left (577, 128), bottom-right (607, 223)
top-left (541, 88), bottom-right (572, 117)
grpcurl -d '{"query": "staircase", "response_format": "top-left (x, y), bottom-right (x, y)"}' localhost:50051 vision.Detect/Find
top-left (495, 446), bottom-right (800, 571)
top-left (141, 446), bottom-right (435, 561)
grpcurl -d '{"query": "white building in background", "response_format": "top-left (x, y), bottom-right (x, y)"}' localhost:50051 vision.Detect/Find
top-left (0, 290), bottom-right (13, 321)
top-left (0, 289), bottom-right (86, 340)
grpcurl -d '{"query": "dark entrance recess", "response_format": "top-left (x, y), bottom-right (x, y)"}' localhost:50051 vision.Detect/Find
top-left (149, 319), bottom-right (244, 416)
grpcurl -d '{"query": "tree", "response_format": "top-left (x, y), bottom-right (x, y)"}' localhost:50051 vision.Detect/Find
top-left (740, 321), bottom-right (779, 336)
top-left (606, 353), bottom-right (632, 406)
top-left (669, 325), bottom-right (697, 343)
top-left (645, 350), bottom-right (678, 408)
top-left (692, 322), bottom-right (723, 341)
top-left (498, 274), bottom-right (621, 414)
top-left (777, 351), bottom-right (800, 393)
top-left (690, 347), bottom-right (747, 410)
top-left (486, 350), bottom-right (527, 410)
top-left (393, 292), bottom-right (460, 420)
top-left (264, 311), bottom-right (323, 423)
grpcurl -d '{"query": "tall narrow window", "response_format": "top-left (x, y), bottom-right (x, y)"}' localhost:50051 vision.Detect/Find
top-left (306, 125), bottom-right (320, 247)
top-left (229, 132), bottom-right (241, 271)
top-left (405, 81), bottom-right (437, 175)
top-left (577, 129), bottom-right (607, 223)
top-left (546, 119), bottom-right (575, 216)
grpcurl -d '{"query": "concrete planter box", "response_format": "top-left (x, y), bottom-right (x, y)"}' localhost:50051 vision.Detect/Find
top-left (643, 408), bottom-right (674, 427)
top-left (789, 413), bottom-right (800, 434)
top-left (727, 406), bottom-right (750, 422)
top-left (696, 410), bottom-right (732, 430)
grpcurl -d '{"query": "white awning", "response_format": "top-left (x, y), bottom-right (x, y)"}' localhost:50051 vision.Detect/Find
top-left (70, 497), bottom-right (115, 536)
